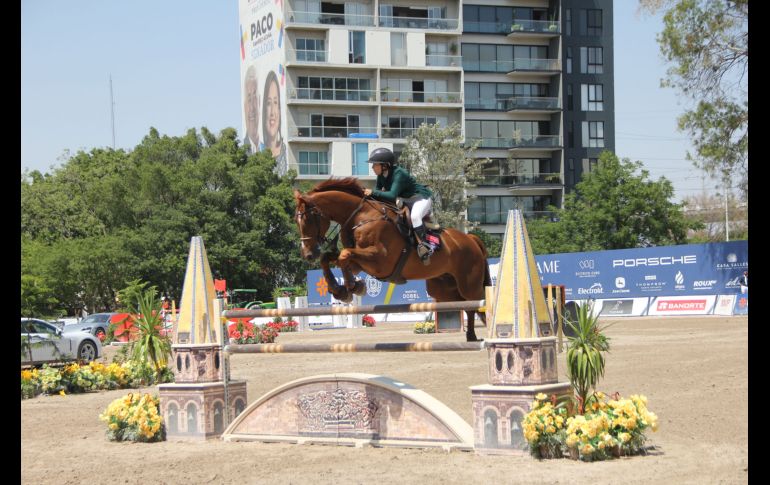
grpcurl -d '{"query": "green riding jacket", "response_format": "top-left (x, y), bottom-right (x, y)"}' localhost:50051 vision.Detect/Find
top-left (372, 166), bottom-right (432, 202)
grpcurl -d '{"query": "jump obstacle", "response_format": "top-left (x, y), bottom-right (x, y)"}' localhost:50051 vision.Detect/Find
top-left (160, 210), bottom-right (572, 454)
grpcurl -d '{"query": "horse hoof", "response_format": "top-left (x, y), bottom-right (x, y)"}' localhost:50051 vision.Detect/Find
top-left (466, 335), bottom-right (482, 342)
top-left (334, 291), bottom-right (353, 303)
top-left (352, 279), bottom-right (366, 296)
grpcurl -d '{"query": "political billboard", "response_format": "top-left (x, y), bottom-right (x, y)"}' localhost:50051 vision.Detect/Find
top-left (239, 0), bottom-right (288, 175)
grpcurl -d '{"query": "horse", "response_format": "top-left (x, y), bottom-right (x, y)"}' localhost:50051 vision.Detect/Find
top-left (293, 177), bottom-right (491, 342)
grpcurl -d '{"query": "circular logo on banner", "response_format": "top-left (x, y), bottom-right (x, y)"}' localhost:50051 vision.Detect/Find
top-left (366, 275), bottom-right (382, 297)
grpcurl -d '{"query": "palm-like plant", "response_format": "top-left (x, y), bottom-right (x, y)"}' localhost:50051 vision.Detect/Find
top-left (564, 300), bottom-right (611, 414)
top-left (128, 288), bottom-right (171, 380)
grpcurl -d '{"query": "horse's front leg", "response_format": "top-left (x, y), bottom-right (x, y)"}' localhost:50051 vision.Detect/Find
top-left (337, 245), bottom-right (386, 295)
top-left (320, 253), bottom-right (352, 303)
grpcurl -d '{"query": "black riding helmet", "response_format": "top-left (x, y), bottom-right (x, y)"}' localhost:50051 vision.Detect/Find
top-left (367, 147), bottom-right (396, 167)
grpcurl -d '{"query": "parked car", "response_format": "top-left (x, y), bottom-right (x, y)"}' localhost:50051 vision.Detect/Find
top-left (21, 318), bottom-right (102, 367)
top-left (64, 313), bottom-right (118, 342)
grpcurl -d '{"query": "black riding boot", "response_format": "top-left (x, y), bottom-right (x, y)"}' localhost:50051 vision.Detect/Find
top-left (414, 225), bottom-right (434, 264)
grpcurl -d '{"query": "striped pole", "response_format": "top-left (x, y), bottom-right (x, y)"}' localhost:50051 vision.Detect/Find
top-left (226, 341), bottom-right (486, 354)
top-left (223, 300), bottom-right (485, 319)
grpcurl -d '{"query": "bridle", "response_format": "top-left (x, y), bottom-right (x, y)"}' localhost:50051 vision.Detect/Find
top-left (296, 195), bottom-right (371, 255)
top-left (295, 202), bottom-right (329, 250)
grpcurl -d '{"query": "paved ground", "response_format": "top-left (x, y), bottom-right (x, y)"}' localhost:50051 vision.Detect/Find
top-left (21, 315), bottom-right (748, 484)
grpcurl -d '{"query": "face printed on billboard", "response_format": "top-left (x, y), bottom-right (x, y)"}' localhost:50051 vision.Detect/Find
top-left (239, 0), bottom-right (286, 175)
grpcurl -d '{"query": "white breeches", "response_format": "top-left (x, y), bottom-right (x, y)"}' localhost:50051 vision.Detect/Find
top-left (410, 198), bottom-right (433, 228)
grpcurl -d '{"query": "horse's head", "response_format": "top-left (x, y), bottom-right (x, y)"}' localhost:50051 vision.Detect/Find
top-left (293, 190), bottom-right (331, 261)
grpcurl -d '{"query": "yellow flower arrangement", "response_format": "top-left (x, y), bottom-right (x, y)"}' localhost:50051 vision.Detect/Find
top-left (99, 392), bottom-right (165, 442)
top-left (521, 393), bottom-right (570, 458)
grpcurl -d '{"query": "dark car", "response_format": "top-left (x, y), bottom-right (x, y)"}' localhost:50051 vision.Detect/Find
top-left (64, 313), bottom-right (117, 342)
top-left (21, 318), bottom-right (102, 366)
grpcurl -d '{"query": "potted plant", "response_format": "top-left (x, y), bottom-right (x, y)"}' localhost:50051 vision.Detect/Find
top-left (449, 42), bottom-right (458, 55)
top-left (564, 299), bottom-right (611, 414)
top-left (362, 315), bottom-right (376, 327)
top-left (511, 23), bottom-right (523, 31)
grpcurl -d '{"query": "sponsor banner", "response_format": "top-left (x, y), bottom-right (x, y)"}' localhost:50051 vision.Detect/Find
top-left (647, 296), bottom-right (717, 316)
top-left (733, 293), bottom-right (748, 315)
top-left (714, 295), bottom-right (736, 316)
top-left (308, 241), bottom-right (747, 305)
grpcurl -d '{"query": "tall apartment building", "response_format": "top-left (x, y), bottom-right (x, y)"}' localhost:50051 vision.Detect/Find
top-left (238, 0), bottom-right (613, 237)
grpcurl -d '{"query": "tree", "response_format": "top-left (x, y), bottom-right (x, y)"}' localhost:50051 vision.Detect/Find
top-left (526, 151), bottom-right (700, 254)
top-left (397, 122), bottom-right (485, 230)
top-left (639, 0), bottom-right (748, 199)
top-left (21, 127), bottom-right (311, 311)
top-left (469, 229), bottom-right (502, 259)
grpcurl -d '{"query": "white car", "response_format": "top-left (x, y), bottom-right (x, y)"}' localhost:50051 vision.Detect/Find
top-left (21, 318), bottom-right (102, 366)
top-left (64, 312), bottom-right (117, 341)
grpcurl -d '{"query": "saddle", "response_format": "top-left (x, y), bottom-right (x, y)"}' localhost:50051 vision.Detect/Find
top-left (396, 202), bottom-right (442, 251)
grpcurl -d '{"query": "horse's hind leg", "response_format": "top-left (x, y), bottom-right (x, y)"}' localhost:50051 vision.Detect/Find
top-left (426, 276), bottom-right (480, 342)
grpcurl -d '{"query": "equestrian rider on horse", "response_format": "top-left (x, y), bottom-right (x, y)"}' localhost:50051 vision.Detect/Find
top-left (363, 147), bottom-right (437, 263)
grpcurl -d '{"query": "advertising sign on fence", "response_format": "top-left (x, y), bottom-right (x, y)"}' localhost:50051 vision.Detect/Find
top-left (646, 295), bottom-right (717, 316)
top-left (306, 241), bottom-right (748, 315)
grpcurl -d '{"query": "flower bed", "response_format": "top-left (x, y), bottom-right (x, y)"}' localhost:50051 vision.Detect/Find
top-left (99, 392), bottom-right (165, 442)
top-left (522, 392), bottom-right (659, 461)
top-left (21, 361), bottom-right (174, 399)
top-left (413, 321), bottom-right (435, 334)
top-left (228, 319), bottom-right (280, 344)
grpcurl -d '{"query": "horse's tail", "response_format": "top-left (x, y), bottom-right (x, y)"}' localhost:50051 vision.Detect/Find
top-left (468, 233), bottom-right (492, 288)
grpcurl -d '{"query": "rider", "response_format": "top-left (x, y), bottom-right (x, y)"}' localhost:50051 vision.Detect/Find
top-left (363, 147), bottom-right (437, 263)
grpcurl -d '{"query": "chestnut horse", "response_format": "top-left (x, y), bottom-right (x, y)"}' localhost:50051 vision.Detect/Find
top-left (294, 178), bottom-right (490, 342)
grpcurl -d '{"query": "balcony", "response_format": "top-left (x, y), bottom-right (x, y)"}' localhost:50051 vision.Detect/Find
top-left (425, 54), bottom-right (462, 67)
top-left (381, 89), bottom-right (462, 104)
top-left (465, 96), bottom-right (560, 112)
top-left (462, 58), bottom-right (560, 73)
top-left (463, 21), bottom-right (515, 35)
top-left (287, 10), bottom-right (375, 27)
top-left (292, 125), bottom-right (379, 139)
top-left (508, 58), bottom-right (561, 72)
top-left (477, 173), bottom-right (562, 186)
top-left (289, 87), bottom-right (377, 102)
top-left (505, 96), bottom-right (560, 111)
top-left (467, 135), bottom-right (562, 150)
top-left (470, 210), bottom-right (557, 224)
top-left (379, 15), bottom-right (459, 30)
top-left (508, 20), bottom-right (560, 36)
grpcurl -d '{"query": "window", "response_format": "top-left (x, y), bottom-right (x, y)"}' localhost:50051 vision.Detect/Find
top-left (298, 76), bottom-right (371, 100)
top-left (299, 151), bottom-right (329, 175)
top-left (391, 32), bottom-right (406, 66)
top-left (566, 158), bottom-right (574, 187)
top-left (580, 84), bottom-right (603, 111)
top-left (587, 157), bottom-right (599, 172)
top-left (349, 31), bottom-right (365, 63)
top-left (566, 47), bottom-right (572, 74)
top-left (463, 43), bottom-right (545, 72)
top-left (462, 5), bottom-right (515, 33)
top-left (381, 115), bottom-right (441, 138)
top-left (466, 120), bottom-right (550, 148)
top-left (580, 47), bottom-right (603, 74)
top-left (581, 121), bottom-right (605, 148)
top-left (296, 38), bottom-right (326, 62)
top-left (587, 9), bottom-right (602, 36)
top-left (567, 121), bottom-right (574, 148)
top-left (567, 84), bottom-right (573, 110)
top-left (565, 9), bottom-right (571, 36)
top-left (352, 144), bottom-right (369, 175)
top-left (478, 158), bottom-right (551, 185)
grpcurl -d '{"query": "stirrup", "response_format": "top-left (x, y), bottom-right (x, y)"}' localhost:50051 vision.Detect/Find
top-left (417, 243), bottom-right (434, 262)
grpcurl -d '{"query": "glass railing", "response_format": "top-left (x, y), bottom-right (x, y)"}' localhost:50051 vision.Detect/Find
top-left (381, 127), bottom-right (419, 138)
top-left (469, 210), bottom-right (556, 224)
top-left (509, 20), bottom-right (561, 34)
top-left (505, 96), bottom-right (560, 110)
top-left (511, 135), bottom-right (562, 148)
top-left (462, 58), bottom-right (560, 72)
top-left (426, 54), bottom-right (462, 67)
top-left (288, 49), bottom-right (327, 63)
top-left (477, 173), bottom-right (562, 186)
top-left (462, 21), bottom-right (512, 34)
top-left (288, 11), bottom-right (375, 27)
top-left (291, 88), bottom-right (376, 102)
top-left (467, 135), bottom-right (562, 149)
top-left (378, 16), bottom-right (459, 30)
top-left (292, 125), bottom-right (379, 138)
top-left (465, 96), bottom-right (560, 111)
top-left (381, 90), bottom-right (462, 103)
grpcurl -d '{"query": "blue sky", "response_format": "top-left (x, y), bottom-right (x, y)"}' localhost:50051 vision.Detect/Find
top-left (21, 1), bottom-right (719, 201)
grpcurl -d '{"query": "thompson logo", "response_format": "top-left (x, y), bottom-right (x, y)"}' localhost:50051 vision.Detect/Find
top-left (578, 282), bottom-right (604, 295)
top-left (365, 275), bottom-right (382, 297)
top-left (613, 255), bottom-right (696, 268)
top-left (656, 299), bottom-right (707, 311)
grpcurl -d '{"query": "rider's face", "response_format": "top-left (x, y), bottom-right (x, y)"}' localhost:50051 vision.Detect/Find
top-left (373, 163), bottom-right (386, 176)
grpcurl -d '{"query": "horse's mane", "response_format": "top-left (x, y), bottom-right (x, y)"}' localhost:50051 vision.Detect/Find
top-left (309, 177), bottom-right (365, 198)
